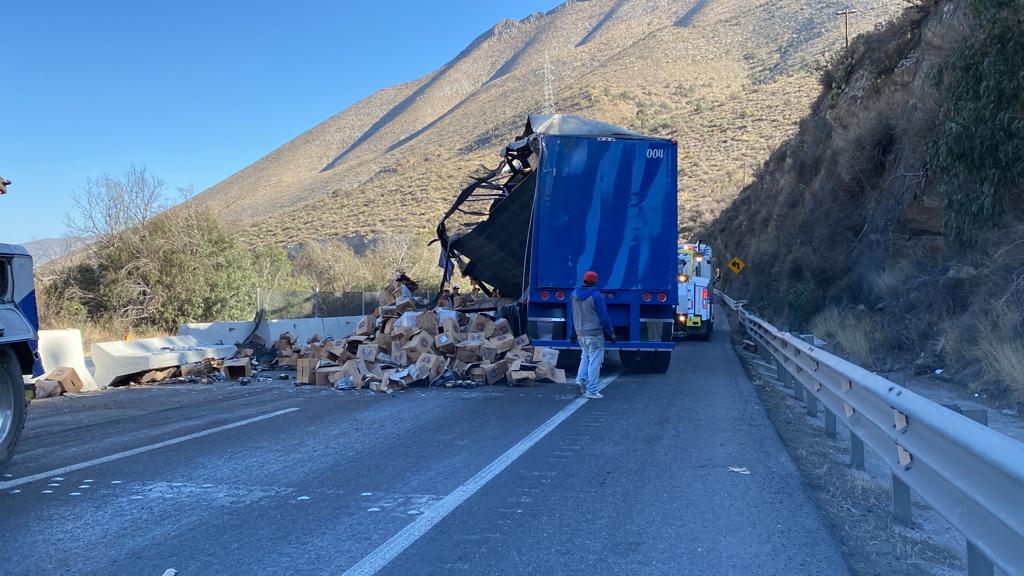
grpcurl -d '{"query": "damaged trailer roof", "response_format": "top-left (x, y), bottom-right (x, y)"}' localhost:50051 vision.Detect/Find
top-left (435, 114), bottom-right (670, 299)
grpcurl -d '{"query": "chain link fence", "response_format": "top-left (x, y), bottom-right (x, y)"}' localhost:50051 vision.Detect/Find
top-left (256, 289), bottom-right (439, 320)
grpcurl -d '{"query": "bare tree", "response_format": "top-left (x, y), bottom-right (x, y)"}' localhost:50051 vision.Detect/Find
top-left (62, 165), bottom-right (168, 326)
top-left (66, 164), bottom-right (167, 244)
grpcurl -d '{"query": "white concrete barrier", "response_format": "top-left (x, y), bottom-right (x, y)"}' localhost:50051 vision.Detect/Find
top-left (321, 316), bottom-right (361, 339)
top-left (177, 321), bottom-right (256, 345)
top-left (37, 329), bottom-right (99, 391)
top-left (92, 335), bottom-right (235, 388)
top-left (264, 316), bottom-right (362, 343)
top-left (178, 315), bottom-right (363, 350)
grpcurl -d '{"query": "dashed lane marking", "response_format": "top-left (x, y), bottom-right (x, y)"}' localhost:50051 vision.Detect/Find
top-left (0, 408), bottom-right (300, 491)
top-left (341, 374), bottom-right (617, 576)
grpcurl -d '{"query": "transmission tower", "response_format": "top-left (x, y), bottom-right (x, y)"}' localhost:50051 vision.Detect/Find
top-left (542, 52), bottom-right (557, 115)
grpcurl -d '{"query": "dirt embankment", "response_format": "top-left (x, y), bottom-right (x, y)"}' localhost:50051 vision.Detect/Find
top-left (706, 0), bottom-right (1024, 405)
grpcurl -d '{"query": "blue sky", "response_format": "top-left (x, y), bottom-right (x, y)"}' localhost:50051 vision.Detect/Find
top-left (1, 0), bottom-right (559, 244)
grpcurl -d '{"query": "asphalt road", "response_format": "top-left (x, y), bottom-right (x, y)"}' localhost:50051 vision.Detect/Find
top-left (0, 320), bottom-right (848, 576)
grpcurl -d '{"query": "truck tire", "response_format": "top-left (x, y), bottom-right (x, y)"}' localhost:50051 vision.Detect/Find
top-left (648, 351), bottom-right (672, 374)
top-left (621, 351), bottom-right (672, 374)
top-left (0, 346), bottom-right (27, 472)
top-left (557, 349), bottom-right (581, 371)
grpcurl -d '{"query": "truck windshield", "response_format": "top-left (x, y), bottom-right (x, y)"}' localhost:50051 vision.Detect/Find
top-left (679, 255), bottom-right (712, 280)
top-left (697, 260), bottom-right (712, 279)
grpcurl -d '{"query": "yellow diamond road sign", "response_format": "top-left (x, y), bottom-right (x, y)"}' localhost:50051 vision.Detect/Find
top-left (728, 257), bottom-right (746, 274)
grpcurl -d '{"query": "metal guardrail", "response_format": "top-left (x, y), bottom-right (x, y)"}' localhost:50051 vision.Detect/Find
top-left (717, 290), bottom-right (1024, 576)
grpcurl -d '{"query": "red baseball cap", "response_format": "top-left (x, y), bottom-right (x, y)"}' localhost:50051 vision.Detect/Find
top-left (583, 271), bottom-right (599, 284)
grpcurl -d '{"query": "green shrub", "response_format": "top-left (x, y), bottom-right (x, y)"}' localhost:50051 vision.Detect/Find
top-left (930, 0), bottom-right (1024, 245)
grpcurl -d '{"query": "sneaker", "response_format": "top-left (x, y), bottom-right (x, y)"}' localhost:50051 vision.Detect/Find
top-left (575, 381), bottom-right (586, 395)
top-left (584, 392), bottom-right (604, 399)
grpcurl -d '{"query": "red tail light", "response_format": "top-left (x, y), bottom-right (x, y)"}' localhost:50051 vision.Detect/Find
top-left (702, 288), bottom-right (709, 300)
top-left (540, 290), bottom-right (550, 300)
top-left (657, 293), bottom-right (667, 302)
top-left (555, 290), bottom-right (566, 300)
top-left (642, 292), bottom-right (652, 302)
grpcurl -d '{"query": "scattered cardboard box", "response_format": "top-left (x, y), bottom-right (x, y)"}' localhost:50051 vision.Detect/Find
top-left (456, 342), bottom-right (481, 363)
top-left (509, 370), bottom-right (537, 386)
top-left (492, 318), bottom-right (511, 337)
top-left (180, 362), bottom-right (206, 378)
top-left (491, 333), bottom-right (516, 354)
top-left (43, 366), bottom-right (85, 393)
top-left (297, 358), bottom-right (321, 385)
top-left (484, 360), bottom-right (509, 385)
top-left (435, 333), bottom-right (456, 354)
top-left (315, 365), bottom-right (345, 386)
top-left (470, 314), bottom-right (495, 337)
top-left (223, 358), bottom-right (253, 380)
top-left (355, 314), bottom-right (377, 337)
top-left (533, 347), bottom-right (559, 365)
top-left (357, 344), bottom-right (379, 363)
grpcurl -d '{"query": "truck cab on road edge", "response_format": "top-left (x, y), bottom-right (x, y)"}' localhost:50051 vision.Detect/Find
top-left (0, 243), bottom-right (40, 471)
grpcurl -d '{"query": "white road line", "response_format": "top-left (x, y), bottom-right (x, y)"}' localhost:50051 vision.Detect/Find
top-left (342, 375), bottom-right (618, 576)
top-left (0, 408), bottom-right (300, 490)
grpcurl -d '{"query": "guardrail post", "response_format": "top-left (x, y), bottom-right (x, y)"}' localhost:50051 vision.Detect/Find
top-left (824, 408), bottom-right (837, 439)
top-left (945, 404), bottom-right (990, 426)
top-left (774, 357), bottom-right (792, 389)
top-left (793, 379), bottom-right (805, 401)
top-left (892, 475), bottom-right (912, 524)
top-left (964, 409), bottom-right (989, 426)
top-left (805, 337), bottom-right (828, 418)
top-left (967, 541), bottom-right (994, 576)
top-left (850, 433), bottom-right (865, 470)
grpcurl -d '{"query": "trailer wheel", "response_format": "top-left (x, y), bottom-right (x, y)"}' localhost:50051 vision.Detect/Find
top-left (618, 351), bottom-right (635, 371)
top-left (648, 351), bottom-right (672, 374)
top-left (556, 349), bottom-right (581, 371)
top-left (620, 351), bottom-right (672, 374)
top-left (0, 346), bottom-right (27, 472)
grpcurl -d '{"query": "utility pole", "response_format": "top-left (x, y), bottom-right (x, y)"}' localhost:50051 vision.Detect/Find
top-left (837, 8), bottom-right (858, 49)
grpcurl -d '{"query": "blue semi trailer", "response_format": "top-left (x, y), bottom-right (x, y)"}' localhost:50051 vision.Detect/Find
top-left (437, 115), bottom-right (678, 373)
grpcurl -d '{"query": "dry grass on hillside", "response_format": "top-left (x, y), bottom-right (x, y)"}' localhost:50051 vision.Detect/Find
top-left (196, 0), bottom-right (904, 246)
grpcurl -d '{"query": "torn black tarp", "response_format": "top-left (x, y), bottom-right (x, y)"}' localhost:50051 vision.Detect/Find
top-left (435, 114), bottom-right (646, 300)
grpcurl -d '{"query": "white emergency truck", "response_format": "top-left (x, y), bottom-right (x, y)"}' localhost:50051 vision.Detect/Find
top-left (674, 243), bottom-right (716, 340)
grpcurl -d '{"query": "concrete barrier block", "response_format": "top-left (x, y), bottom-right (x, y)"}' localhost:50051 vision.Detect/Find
top-left (265, 317), bottom-right (362, 344)
top-left (92, 335), bottom-right (235, 388)
top-left (178, 321), bottom-right (256, 345)
top-left (321, 316), bottom-right (361, 340)
top-left (37, 329), bottom-right (99, 391)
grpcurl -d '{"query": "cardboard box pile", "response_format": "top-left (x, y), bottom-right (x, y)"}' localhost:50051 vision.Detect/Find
top-left (267, 280), bottom-right (566, 393)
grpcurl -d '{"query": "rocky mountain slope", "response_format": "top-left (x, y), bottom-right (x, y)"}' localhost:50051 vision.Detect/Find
top-left (707, 0), bottom-right (1024, 401)
top-left (193, 0), bottom-right (904, 245)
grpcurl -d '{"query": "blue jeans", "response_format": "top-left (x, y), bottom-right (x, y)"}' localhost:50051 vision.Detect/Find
top-left (575, 335), bottom-right (605, 394)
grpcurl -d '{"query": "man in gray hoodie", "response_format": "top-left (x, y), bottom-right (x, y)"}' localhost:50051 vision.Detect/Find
top-left (571, 270), bottom-right (616, 399)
